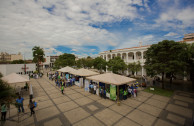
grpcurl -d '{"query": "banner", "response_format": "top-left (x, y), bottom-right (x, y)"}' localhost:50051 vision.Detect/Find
top-left (84, 79), bottom-right (89, 92)
top-left (66, 74), bottom-right (69, 79)
top-left (110, 85), bottom-right (116, 101)
top-left (79, 78), bottom-right (83, 87)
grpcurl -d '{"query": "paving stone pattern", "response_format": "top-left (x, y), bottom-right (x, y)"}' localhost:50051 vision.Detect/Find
top-left (1, 73), bottom-right (194, 126)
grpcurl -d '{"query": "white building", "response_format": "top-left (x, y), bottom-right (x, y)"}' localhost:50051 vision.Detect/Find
top-left (0, 64), bottom-right (36, 76)
top-left (43, 56), bottom-right (59, 69)
top-left (99, 45), bottom-right (150, 76)
top-left (99, 33), bottom-right (194, 77)
top-left (0, 52), bottom-right (23, 61)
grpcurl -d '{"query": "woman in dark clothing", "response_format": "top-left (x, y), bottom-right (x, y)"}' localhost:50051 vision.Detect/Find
top-left (29, 99), bottom-right (35, 116)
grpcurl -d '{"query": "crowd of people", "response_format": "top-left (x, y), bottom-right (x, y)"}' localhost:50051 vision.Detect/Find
top-left (88, 81), bottom-right (138, 100)
top-left (1, 95), bottom-right (37, 122)
top-left (119, 84), bottom-right (138, 100)
top-left (47, 72), bottom-right (76, 94)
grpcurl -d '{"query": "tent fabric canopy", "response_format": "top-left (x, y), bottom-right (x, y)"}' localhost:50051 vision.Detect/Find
top-left (70, 68), bottom-right (99, 77)
top-left (86, 73), bottom-right (136, 85)
top-left (2, 73), bottom-right (29, 84)
top-left (57, 66), bottom-right (77, 73)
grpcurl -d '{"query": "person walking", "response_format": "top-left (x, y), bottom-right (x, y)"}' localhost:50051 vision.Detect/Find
top-left (94, 84), bottom-right (97, 94)
top-left (1, 103), bottom-right (7, 121)
top-left (28, 99), bottom-right (35, 116)
top-left (123, 89), bottom-right (128, 100)
top-left (61, 81), bottom-right (64, 94)
top-left (16, 96), bottom-right (24, 113)
top-left (134, 88), bottom-right (137, 97)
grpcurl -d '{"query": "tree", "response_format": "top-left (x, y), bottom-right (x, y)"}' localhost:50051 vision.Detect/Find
top-left (11, 59), bottom-right (25, 64)
top-left (54, 53), bottom-right (76, 69)
top-left (144, 40), bottom-right (188, 89)
top-left (185, 43), bottom-right (194, 90)
top-left (107, 56), bottom-right (127, 74)
top-left (0, 73), bottom-right (16, 104)
top-left (32, 46), bottom-right (45, 73)
top-left (93, 57), bottom-right (107, 73)
top-left (85, 56), bottom-right (94, 68)
top-left (128, 61), bottom-right (141, 76)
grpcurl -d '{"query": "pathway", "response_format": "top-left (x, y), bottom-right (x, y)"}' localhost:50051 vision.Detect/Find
top-left (1, 75), bottom-right (194, 126)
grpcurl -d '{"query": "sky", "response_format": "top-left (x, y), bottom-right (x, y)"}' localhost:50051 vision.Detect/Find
top-left (0, 0), bottom-right (194, 59)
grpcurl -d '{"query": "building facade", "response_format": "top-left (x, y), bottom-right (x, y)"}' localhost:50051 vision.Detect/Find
top-left (99, 45), bottom-right (149, 76)
top-left (0, 52), bottom-right (23, 61)
top-left (43, 56), bottom-right (59, 68)
top-left (99, 33), bottom-right (194, 77)
top-left (0, 63), bottom-right (36, 76)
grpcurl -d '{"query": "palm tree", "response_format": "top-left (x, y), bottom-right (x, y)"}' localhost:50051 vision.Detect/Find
top-left (32, 46), bottom-right (45, 73)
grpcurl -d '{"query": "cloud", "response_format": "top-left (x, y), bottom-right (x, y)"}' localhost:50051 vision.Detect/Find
top-left (91, 49), bottom-right (96, 51)
top-left (128, 28), bottom-right (133, 31)
top-left (71, 49), bottom-right (78, 52)
top-left (164, 32), bottom-right (177, 36)
top-left (155, 1), bottom-right (194, 29)
top-left (0, 0), bottom-right (193, 60)
top-left (0, 0), bottom-right (149, 59)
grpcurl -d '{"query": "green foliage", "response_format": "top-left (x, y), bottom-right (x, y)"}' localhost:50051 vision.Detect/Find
top-left (32, 46), bottom-right (45, 73)
top-left (76, 58), bottom-right (85, 68)
top-left (54, 53), bottom-right (76, 69)
top-left (75, 56), bottom-right (94, 69)
top-left (107, 56), bottom-right (127, 74)
top-left (85, 56), bottom-right (94, 68)
top-left (128, 61), bottom-right (141, 75)
top-left (93, 57), bottom-right (107, 73)
top-left (145, 40), bottom-right (188, 77)
top-left (11, 59), bottom-right (25, 64)
top-left (32, 46), bottom-right (45, 63)
top-left (185, 43), bottom-right (194, 90)
top-left (0, 73), bottom-right (17, 104)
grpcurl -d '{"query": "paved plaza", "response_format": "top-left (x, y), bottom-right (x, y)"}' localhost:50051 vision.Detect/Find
top-left (1, 76), bottom-right (194, 126)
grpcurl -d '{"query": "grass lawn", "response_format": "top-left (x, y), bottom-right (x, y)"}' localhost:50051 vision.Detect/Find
top-left (143, 86), bottom-right (174, 97)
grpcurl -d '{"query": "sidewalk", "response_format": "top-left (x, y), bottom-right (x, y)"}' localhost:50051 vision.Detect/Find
top-left (1, 75), bottom-right (193, 126)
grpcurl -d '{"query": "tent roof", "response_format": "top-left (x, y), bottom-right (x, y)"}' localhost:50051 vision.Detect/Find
top-left (57, 66), bottom-right (77, 73)
top-left (2, 73), bottom-right (29, 84)
top-left (86, 73), bottom-right (136, 85)
top-left (21, 75), bottom-right (30, 81)
top-left (70, 68), bottom-right (99, 77)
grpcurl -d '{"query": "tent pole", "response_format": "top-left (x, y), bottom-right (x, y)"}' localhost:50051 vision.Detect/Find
top-left (117, 85), bottom-right (120, 106)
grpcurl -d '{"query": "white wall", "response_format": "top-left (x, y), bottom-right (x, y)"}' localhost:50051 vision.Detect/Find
top-left (0, 64), bottom-right (36, 76)
top-left (0, 65), bottom-right (6, 76)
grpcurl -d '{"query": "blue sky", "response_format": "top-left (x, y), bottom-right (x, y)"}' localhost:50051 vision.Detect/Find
top-left (0, 0), bottom-right (194, 59)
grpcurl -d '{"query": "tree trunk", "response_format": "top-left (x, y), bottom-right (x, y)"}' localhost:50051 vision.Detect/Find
top-left (162, 72), bottom-right (164, 89)
top-left (170, 73), bottom-right (173, 89)
top-left (190, 69), bottom-right (194, 91)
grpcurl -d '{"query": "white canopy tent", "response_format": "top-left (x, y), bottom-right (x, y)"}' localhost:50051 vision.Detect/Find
top-left (57, 66), bottom-right (77, 73)
top-left (70, 68), bottom-right (99, 77)
top-left (69, 68), bottom-right (99, 88)
top-left (2, 73), bottom-right (30, 94)
top-left (86, 73), bottom-right (136, 85)
top-left (86, 73), bottom-right (136, 105)
top-left (2, 73), bottom-right (29, 85)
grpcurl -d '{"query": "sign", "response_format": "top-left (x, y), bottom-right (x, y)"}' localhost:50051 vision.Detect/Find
top-left (150, 88), bottom-right (154, 91)
top-left (110, 85), bottom-right (116, 101)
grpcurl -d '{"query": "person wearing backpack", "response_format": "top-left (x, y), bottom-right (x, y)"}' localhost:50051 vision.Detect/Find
top-left (29, 99), bottom-right (35, 116)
